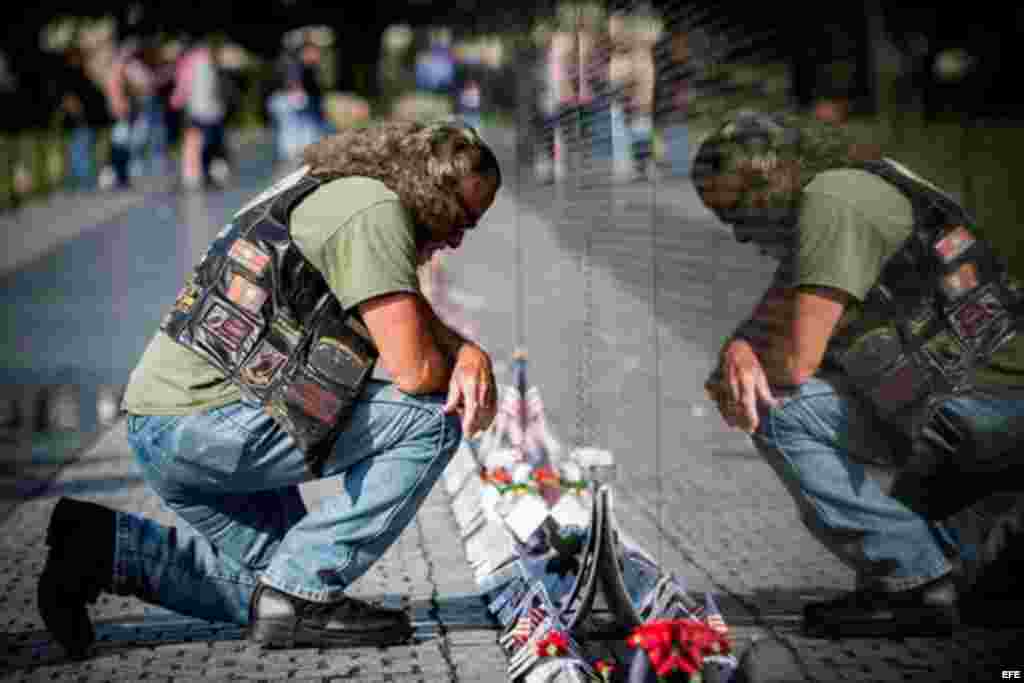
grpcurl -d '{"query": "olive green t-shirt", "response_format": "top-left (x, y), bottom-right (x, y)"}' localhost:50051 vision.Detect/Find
top-left (121, 176), bottom-right (421, 415)
top-left (782, 164), bottom-right (1024, 392)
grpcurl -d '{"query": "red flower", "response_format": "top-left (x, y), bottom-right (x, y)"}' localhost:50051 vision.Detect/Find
top-left (490, 466), bottom-right (512, 485)
top-left (595, 659), bottom-right (616, 681)
top-left (535, 630), bottom-right (569, 658)
top-left (533, 465), bottom-right (561, 487)
top-left (627, 619), bottom-right (731, 678)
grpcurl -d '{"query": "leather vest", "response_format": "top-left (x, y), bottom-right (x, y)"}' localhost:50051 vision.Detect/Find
top-left (161, 169), bottom-right (378, 474)
top-left (824, 159), bottom-right (1024, 438)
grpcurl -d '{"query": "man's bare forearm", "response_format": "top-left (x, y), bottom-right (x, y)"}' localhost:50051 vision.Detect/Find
top-left (726, 286), bottom-right (801, 386)
top-left (424, 298), bottom-right (471, 371)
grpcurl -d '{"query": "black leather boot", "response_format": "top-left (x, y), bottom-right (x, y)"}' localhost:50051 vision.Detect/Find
top-left (37, 498), bottom-right (115, 659)
top-left (248, 583), bottom-right (414, 649)
top-left (803, 573), bottom-right (958, 638)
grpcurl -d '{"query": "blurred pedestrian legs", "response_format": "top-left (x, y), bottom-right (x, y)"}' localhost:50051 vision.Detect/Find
top-left (67, 125), bottom-right (97, 191)
top-left (131, 93), bottom-right (169, 177)
top-left (662, 121), bottom-right (690, 178)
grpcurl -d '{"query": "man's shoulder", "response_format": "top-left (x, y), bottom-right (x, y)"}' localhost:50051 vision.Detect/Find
top-left (806, 167), bottom-right (905, 200)
top-left (317, 176), bottom-right (400, 204)
top-left (294, 176), bottom-right (407, 231)
top-left (804, 167), bottom-right (913, 225)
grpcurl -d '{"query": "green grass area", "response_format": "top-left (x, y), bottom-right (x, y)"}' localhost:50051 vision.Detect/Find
top-left (853, 116), bottom-right (1024, 279)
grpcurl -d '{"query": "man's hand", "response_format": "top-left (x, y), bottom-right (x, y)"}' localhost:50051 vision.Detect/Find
top-left (706, 338), bottom-right (778, 434)
top-left (443, 343), bottom-right (497, 438)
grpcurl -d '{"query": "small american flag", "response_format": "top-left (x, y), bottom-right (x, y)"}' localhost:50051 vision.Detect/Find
top-left (504, 606), bottom-right (546, 646)
top-left (706, 612), bottom-right (729, 636)
top-left (703, 591), bottom-right (729, 636)
top-left (934, 225), bottom-right (975, 262)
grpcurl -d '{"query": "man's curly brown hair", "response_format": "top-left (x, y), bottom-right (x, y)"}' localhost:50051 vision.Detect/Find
top-left (301, 120), bottom-right (501, 241)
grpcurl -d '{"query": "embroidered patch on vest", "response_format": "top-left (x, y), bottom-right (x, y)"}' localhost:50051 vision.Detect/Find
top-left (310, 337), bottom-right (371, 387)
top-left (228, 240), bottom-right (270, 276)
top-left (227, 274), bottom-right (269, 315)
top-left (950, 291), bottom-right (1000, 340)
top-left (202, 303), bottom-right (253, 352)
top-left (869, 359), bottom-right (928, 408)
top-left (172, 281), bottom-right (199, 313)
top-left (286, 380), bottom-right (343, 424)
top-left (240, 341), bottom-right (287, 387)
top-left (934, 225), bottom-right (975, 263)
top-left (941, 262), bottom-right (979, 299)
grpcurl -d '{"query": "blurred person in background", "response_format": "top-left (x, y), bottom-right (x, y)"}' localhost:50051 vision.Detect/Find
top-left (299, 41), bottom-right (329, 138)
top-left (653, 21), bottom-right (696, 179)
top-left (452, 42), bottom-right (483, 132)
top-left (131, 39), bottom-right (172, 179)
top-left (533, 26), bottom-right (575, 183)
top-left (698, 110), bottom-right (1024, 638)
top-left (622, 19), bottom-right (656, 180)
top-left (415, 31), bottom-right (456, 101)
top-left (267, 60), bottom-right (321, 164)
top-left (105, 39), bottom-right (148, 190)
top-left (528, 24), bottom-right (558, 183)
top-left (456, 78), bottom-right (482, 131)
top-left (57, 46), bottom-right (109, 192)
top-left (608, 12), bottom-right (635, 180)
top-left (171, 37), bottom-right (228, 191)
top-left (577, 8), bottom-right (614, 171)
top-left (37, 120), bottom-right (501, 657)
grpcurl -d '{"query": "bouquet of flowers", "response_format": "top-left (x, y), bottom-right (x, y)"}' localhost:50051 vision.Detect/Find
top-left (626, 618), bottom-right (733, 682)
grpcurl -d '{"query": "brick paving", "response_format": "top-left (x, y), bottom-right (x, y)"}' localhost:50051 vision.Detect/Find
top-left (0, 422), bottom-right (507, 682)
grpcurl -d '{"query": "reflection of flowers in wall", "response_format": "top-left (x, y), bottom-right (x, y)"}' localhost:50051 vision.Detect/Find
top-left (479, 461), bottom-right (588, 498)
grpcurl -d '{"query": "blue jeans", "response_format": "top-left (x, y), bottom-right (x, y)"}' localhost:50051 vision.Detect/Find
top-left (662, 122), bottom-right (690, 178)
top-left (121, 380), bottom-right (461, 625)
top-left (197, 120), bottom-right (226, 181)
top-left (110, 119), bottom-right (133, 188)
top-left (582, 101), bottom-right (612, 162)
top-left (752, 373), bottom-right (1024, 593)
top-left (67, 126), bottom-right (96, 190)
top-left (131, 95), bottom-right (168, 177)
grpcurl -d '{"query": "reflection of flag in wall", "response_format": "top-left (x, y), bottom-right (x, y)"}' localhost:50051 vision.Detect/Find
top-left (478, 384), bottom-right (526, 457)
top-left (523, 388), bottom-right (562, 466)
top-left (503, 605), bottom-right (547, 646)
top-left (703, 591), bottom-right (729, 637)
top-left (499, 386), bottom-right (526, 448)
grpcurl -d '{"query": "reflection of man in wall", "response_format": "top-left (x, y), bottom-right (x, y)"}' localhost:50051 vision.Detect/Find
top-left (697, 110), bottom-right (1024, 638)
